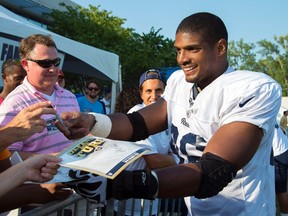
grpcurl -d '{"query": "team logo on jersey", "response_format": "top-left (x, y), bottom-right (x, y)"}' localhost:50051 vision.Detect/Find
top-left (239, 96), bottom-right (255, 108)
top-left (189, 97), bottom-right (194, 107)
top-left (181, 118), bottom-right (189, 128)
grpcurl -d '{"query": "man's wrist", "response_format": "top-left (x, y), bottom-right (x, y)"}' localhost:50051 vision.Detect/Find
top-left (88, 113), bottom-right (97, 131)
top-left (88, 113), bottom-right (112, 138)
top-left (0, 127), bottom-right (17, 149)
top-left (111, 170), bottom-right (159, 200)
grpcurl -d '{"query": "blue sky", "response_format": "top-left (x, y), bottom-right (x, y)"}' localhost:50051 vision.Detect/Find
top-left (72, 0), bottom-right (288, 44)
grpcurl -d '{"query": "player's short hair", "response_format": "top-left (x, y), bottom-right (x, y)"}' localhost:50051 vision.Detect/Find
top-left (176, 12), bottom-right (228, 47)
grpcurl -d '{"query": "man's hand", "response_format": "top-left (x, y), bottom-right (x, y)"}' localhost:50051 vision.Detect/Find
top-left (66, 169), bottom-right (107, 203)
top-left (56, 112), bottom-right (95, 139)
top-left (1, 101), bottom-right (57, 149)
top-left (22, 154), bottom-right (62, 183)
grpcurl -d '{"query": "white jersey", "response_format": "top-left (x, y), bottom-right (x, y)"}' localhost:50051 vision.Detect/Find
top-left (163, 67), bottom-right (281, 216)
top-left (100, 97), bottom-right (111, 114)
top-left (114, 103), bottom-right (174, 216)
top-left (273, 123), bottom-right (288, 157)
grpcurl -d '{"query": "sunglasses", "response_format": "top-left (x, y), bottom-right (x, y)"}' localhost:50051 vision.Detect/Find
top-left (27, 58), bottom-right (61, 68)
top-left (87, 87), bottom-right (99, 91)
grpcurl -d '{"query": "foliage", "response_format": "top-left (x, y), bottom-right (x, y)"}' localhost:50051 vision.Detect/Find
top-left (48, 3), bottom-right (288, 96)
top-left (228, 39), bottom-right (258, 71)
top-left (120, 28), bottom-right (177, 86)
top-left (228, 36), bottom-right (288, 96)
top-left (257, 36), bottom-right (288, 95)
top-left (47, 3), bottom-right (177, 90)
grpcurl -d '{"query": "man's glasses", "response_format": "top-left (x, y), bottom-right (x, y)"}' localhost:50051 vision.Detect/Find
top-left (87, 87), bottom-right (99, 91)
top-left (27, 58), bottom-right (61, 68)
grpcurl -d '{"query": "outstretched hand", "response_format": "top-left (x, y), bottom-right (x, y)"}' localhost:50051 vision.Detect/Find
top-left (0, 154), bottom-right (64, 199)
top-left (22, 154), bottom-right (62, 183)
top-left (55, 112), bottom-right (95, 140)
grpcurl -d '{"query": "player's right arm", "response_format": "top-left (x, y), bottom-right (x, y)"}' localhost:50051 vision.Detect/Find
top-left (109, 97), bottom-right (168, 140)
top-left (58, 97), bottom-right (168, 142)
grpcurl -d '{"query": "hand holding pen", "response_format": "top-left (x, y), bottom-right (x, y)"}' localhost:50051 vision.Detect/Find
top-left (46, 105), bottom-right (65, 128)
top-left (34, 92), bottom-right (66, 128)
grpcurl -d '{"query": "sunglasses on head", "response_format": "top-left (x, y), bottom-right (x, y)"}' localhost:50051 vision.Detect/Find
top-left (27, 58), bottom-right (61, 68)
top-left (87, 87), bottom-right (99, 91)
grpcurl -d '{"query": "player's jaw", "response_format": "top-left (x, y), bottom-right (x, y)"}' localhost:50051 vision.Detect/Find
top-left (181, 64), bottom-right (198, 83)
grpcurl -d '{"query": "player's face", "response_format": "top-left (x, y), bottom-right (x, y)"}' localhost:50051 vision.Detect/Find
top-left (174, 32), bottom-right (221, 89)
top-left (140, 79), bottom-right (165, 106)
top-left (22, 44), bottom-right (59, 95)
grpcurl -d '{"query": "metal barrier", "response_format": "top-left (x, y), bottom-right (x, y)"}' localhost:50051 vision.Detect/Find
top-left (19, 194), bottom-right (187, 216)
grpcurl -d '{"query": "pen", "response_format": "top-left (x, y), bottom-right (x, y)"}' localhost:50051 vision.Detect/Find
top-left (56, 113), bottom-right (65, 127)
top-left (47, 105), bottom-right (65, 128)
top-left (34, 92), bottom-right (66, 128)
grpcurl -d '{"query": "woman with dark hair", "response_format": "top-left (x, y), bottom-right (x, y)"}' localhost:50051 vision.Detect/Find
top-left (114, 86), bottom-right (142, 114)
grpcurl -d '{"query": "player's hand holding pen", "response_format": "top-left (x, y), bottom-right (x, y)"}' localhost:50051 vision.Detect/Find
top-left (55, 112), bottom-right (94, 140)
top-left (46, 105), bottom-right (66, 129)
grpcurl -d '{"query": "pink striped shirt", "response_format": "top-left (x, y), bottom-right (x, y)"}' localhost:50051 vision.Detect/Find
top-left (0, 77), bottom-right (80, 154)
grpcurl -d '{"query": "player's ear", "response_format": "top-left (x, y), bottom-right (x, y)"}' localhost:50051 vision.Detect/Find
top-left (217, 39), bottom-right (227, 56)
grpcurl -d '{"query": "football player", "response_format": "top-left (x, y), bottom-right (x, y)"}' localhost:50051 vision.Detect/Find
top-left (58, 12), bottom-right (281, 216)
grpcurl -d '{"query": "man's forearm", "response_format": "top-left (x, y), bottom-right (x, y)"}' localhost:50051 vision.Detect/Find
top-left (144, 153), bottom-right (177, 170)
top-left (107, 113), bottom-right (133, 140)
top-left (0, 127), bottom-right (18, 151)
top-left (156, 163), bottom-right (202, 198)
top-left (0, 163), bottom-right (27, 196)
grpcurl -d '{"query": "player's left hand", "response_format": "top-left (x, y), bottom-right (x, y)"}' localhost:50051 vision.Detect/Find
top-left (65, 170), bottom-right (107, 203)
top-left (56, 112), bottom-right (94, 140)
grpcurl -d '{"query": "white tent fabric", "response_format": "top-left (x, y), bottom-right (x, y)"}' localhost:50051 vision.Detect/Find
top-left (0, 5), bottom-right (120, 82)
top-left (277, 97), bottom-right (288, 121)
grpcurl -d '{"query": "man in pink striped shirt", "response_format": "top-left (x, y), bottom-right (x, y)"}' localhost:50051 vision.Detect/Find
top-left (0, 34), bottom-right (79, 159)
top-left (0, 34), bottom-right (78, 213)
top-left (0, 34), bottom-right (80, 159)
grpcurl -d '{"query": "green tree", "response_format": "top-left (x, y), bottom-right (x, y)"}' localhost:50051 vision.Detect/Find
top-left (120, 28), bottom-right (177, 86)
top-left (47, 4), bottom-right (177, 90)
top-left (228, 36), bottom-right (288, 96)
top-left (48, 4), bottom-right (288, 96)
top-left (257, 36), bottom-right (288, 95)
top-left (228, 39), bottom-right (260, 71)
top-left (47, 4), bottom-right (133, 93)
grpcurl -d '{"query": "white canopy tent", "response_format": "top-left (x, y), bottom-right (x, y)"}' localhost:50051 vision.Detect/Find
top-left (277, 97), bottom-right (288, 121)
top-left (0, 5), bottom-right (121, 112)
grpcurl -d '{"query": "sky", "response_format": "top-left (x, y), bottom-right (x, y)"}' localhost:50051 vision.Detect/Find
top-left (71, 0), bottom-right (288, 44)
